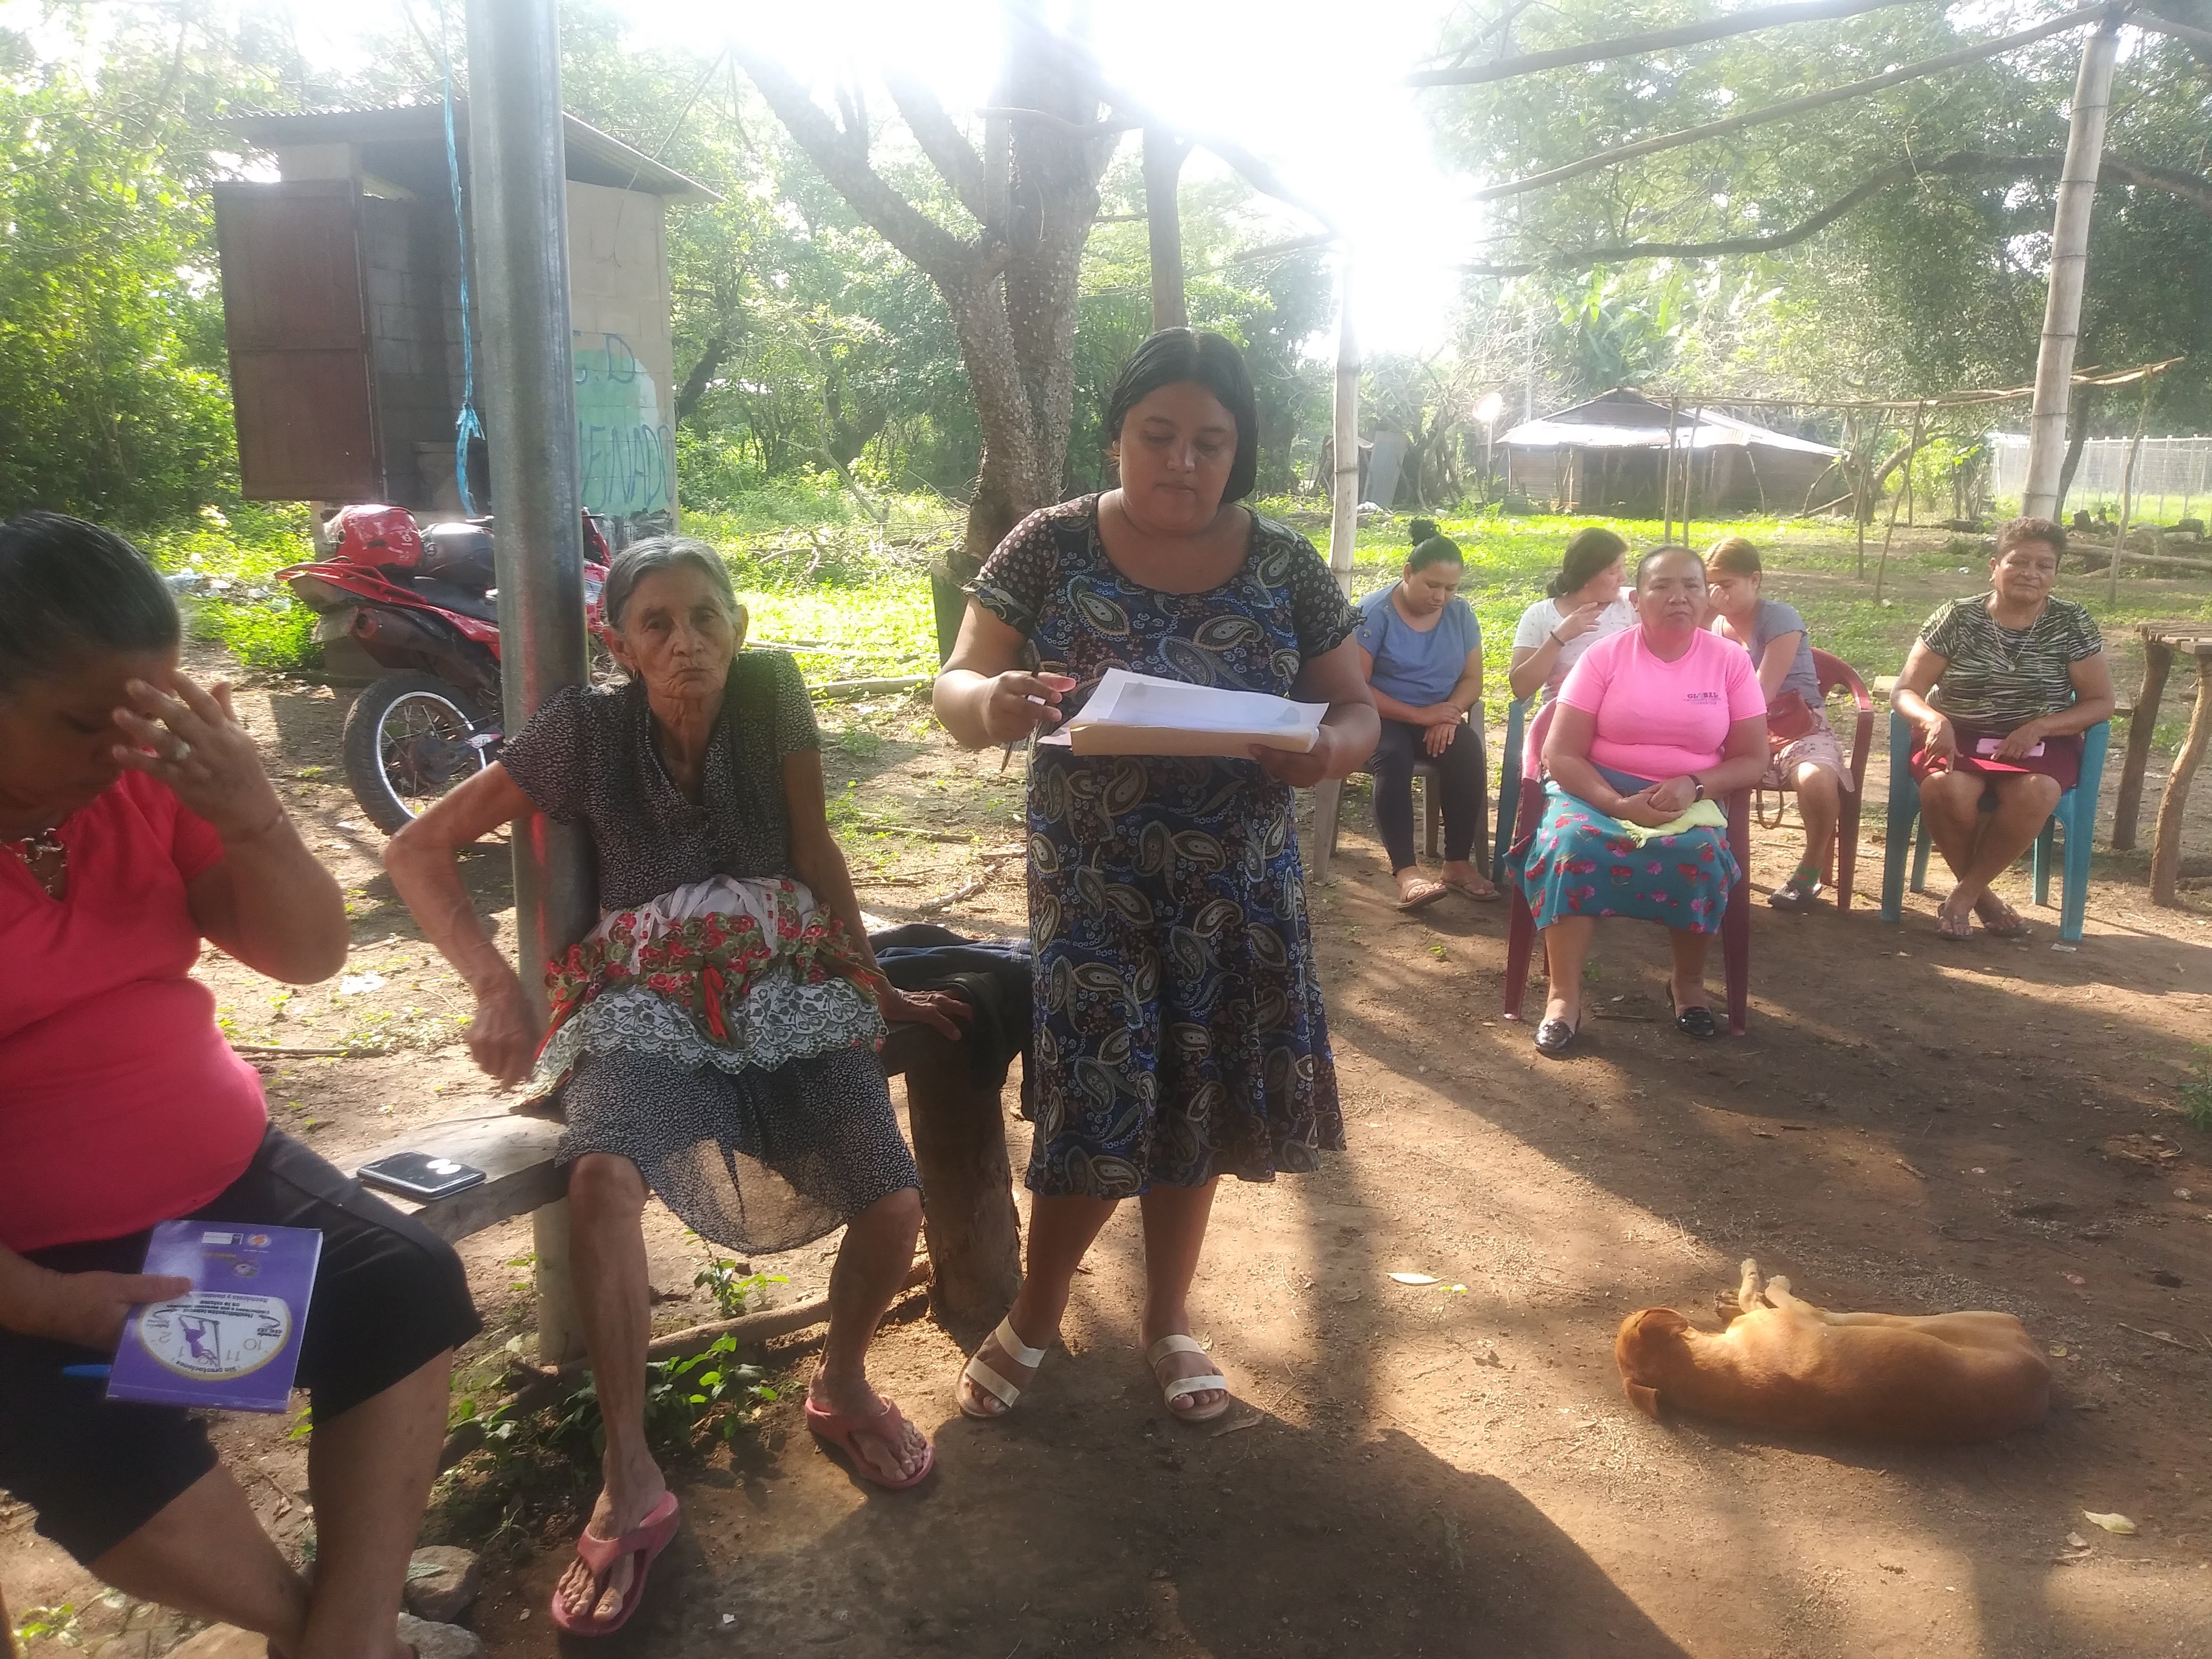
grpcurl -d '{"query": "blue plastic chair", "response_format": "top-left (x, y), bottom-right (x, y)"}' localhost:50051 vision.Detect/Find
top-left (1490, 696), bottom-right (1532, 887)
top-left (1878, 710), bottom-right (2109, 943)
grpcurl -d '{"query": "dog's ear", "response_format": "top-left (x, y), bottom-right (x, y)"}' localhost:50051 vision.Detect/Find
top-left (1624, 1379), bottom-right (1662, 1420)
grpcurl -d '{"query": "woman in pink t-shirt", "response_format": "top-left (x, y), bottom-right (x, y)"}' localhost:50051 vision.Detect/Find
top-left (0, 514), bottom-right (480, 1656)
top-left (1503, 548), bottom-right (1768, 1056)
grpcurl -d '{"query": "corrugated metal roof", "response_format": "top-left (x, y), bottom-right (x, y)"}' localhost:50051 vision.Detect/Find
top-left (227, 102), bottom-right (723, 202)
top-left (1502, 390), bottom-right (1840, 458)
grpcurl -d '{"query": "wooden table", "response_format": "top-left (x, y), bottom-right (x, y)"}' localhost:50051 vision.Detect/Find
top-left (2110, 621), bottom-right (2212, 906)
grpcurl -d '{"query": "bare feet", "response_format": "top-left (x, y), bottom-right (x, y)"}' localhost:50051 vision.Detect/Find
top-left (809, 1371), bottom-right (928, 1482)
top-left (955, 1314), bottom-right (1050, 1419)
top-left (1142, 1325), bottom-right (1227, 1419)
top-left (555, 1459), bottom-right (667, 1628)
top-left (1440, 859), bottom-right (1498, 900)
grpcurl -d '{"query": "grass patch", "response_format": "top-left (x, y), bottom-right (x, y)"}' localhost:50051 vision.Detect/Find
top-left (140, 502), bottom-right (324, 674)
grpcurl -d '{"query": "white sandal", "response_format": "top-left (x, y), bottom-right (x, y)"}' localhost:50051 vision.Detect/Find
top-left (958, 1316), bottom-right (1049, 1419)
top-left (1146, 1335), bottom-right (1230, 1423)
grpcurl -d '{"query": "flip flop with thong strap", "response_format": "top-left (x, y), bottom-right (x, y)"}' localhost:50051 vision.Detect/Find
top-left (805, 1393), bottom-right (934, 1490)
top-left (1147, 1335), bottom-right (1231, 1423)
top-left (1977, 898), bottom-right (2031, 937)
top-left (1445, 876), bottom-right (1501, 903)
top-left (1395, 880), bottom-right (1451, 912)
top-left (548, 1490), bottom-right (680, 1636)
top-left (958, 1316), bottom-right (1049, 1419)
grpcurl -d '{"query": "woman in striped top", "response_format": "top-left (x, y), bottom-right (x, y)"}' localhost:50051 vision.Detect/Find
top-left (1891, 517), bottom-right (2114, 941)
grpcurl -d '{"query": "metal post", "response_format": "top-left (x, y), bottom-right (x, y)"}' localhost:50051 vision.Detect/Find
top-left (467, 0), bottom-right (593, 1364)
top-left (2022, 16), bottom-right (2121, 518)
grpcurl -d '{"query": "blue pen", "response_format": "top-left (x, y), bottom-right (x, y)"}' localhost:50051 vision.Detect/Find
top-left (62, 1364), bottom-right (111, 1380)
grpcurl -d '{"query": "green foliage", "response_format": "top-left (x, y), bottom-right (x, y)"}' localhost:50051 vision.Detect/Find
top-left (0, 7), bottom-right (335, 524)
top-left (13, 1602), bottom-right (84, 1647)
top-left (138, 503), bottom-right (322, 673)
top-left (548, 1337), bottom-right (779, 1457)
top-left (693, 1261), bottom-right (787, 1319)
top-left (2181, 1048), bottom-right (2212, 1134)
top-left (1431, 1), bottom-right (2212, 429)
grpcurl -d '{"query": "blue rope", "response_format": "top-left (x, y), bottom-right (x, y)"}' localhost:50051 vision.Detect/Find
top-left (439, 2), bottom-right (483, 516)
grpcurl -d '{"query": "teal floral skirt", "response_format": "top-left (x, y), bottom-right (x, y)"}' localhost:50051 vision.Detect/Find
top-left (1509, 783), bottom-right (1739, 934)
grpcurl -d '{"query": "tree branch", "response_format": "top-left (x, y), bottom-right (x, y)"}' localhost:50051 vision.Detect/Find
top-left (1408, 0), bottom-right (1934, 87)
top-left (1468, 5), bottom-right (2108, 205)
top-left (733, 44), bottom-right (975, 282)
top-left (1462, 147), bottom-right (2212, 274)
top-left (885, 72), bottom-right (993, 224)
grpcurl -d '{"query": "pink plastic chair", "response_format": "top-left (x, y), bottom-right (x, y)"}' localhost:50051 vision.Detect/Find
top-left (1500, 698), bottom-right (1754, 1036)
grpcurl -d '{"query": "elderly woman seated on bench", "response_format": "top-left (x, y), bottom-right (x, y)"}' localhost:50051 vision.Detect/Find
top-left (0, 514), bottom-right (478, 1658)
top-left (388, 537), bottom-right (968, 1636)
top-left (1504, 547), bottom-right (1768, 1058)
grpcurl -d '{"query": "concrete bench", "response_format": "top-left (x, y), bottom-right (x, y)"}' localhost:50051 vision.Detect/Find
top-left (357, 1023), bottom-right (1021, 1361)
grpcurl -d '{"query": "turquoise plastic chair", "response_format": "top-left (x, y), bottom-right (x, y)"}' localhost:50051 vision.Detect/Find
top-left (1878, 710), bottom-right (2109, 944)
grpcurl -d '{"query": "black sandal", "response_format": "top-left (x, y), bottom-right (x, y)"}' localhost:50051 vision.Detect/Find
top-left (1767, 873), bottom-right (1822, 912)
top-left (1534, 1017), bottom-right (1580, 1057)
top-left (1666, 987), bottom-right (1719, 1040)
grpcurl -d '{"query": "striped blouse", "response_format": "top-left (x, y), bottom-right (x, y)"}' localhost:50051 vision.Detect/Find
top-left (1920, 594), bottom-right (2102, 730)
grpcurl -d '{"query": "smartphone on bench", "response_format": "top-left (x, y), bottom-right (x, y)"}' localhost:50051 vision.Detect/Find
top-left (358, 1151), bottom-right (488, 1202)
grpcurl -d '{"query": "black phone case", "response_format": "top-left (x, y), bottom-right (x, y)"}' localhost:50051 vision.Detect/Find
top-left (357, 1153), bottom-right (488, 1202)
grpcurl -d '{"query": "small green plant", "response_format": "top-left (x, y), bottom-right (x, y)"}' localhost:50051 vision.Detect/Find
top-left (548, 1336), bottom-right (777, 1456)
top-left (14, 1602), bottom-right (83, 1646)
top-left (2180, 1045), bottom-right (2212, 1133)
top-left (694, 1261), bottom-right (786, 1319)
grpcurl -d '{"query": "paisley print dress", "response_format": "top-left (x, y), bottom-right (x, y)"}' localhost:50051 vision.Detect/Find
top-left (969, 496), bottom-right (1360, 1199)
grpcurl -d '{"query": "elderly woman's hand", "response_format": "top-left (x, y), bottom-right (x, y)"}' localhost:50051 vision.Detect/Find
top-left (1421, 717), bottom-right (1462, 758)
top-left (466, 972), bottom-right (541, 1087)
top-left (113, 674), bottom-right (286, 842)
top-left (879, 984), bottom-right (971, 1041)
top-left (979, 672), bottom-right (1079, 743)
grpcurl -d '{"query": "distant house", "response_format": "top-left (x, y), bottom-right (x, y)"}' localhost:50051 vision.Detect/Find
top-left (1502, 388), bottom-right (1843, 517)
top-left (215, 102), bottom-right (719, 525)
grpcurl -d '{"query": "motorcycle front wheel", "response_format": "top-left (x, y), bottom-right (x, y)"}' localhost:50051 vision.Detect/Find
top-left (341, 672), bottom-right (493, 832)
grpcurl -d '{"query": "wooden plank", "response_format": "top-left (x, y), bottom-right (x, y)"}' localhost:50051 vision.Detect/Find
top-left (2149, 647), bottom-right (2212, 907)
top-left (353, 1114), bottom-right (568, 1243)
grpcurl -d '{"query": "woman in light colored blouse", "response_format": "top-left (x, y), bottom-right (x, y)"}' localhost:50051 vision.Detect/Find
top-left (1354, 518), bottom-right (1496, 907)
top-left (1507, 526), bottom-right (1635, 701)
top-left (1891, 516), bottom-right (2113, 941)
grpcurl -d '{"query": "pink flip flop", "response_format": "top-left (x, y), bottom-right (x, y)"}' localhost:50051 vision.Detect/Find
top-left (805, 1393), bottom-right (934, 1490)
top-left (548, 1490), bottom-right (680, 1636)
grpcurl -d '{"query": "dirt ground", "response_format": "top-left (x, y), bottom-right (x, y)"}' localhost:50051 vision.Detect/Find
top-left (7, 572), bottom-right (2212, 1657)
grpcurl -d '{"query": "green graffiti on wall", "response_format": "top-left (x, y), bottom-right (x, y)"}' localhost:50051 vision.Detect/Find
top-left (573, 332), bottom-right (674, 516)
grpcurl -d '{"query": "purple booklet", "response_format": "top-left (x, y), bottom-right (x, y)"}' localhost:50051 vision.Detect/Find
top-left (106, 1221), bottom-right (323, 1412)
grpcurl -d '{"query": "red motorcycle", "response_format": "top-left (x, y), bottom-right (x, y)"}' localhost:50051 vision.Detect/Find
top-left (280, 506), bottom-right (611, 832)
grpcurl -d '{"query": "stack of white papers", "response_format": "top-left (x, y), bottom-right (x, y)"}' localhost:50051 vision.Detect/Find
top-left (1038, 668), bottom-right (1325, 757)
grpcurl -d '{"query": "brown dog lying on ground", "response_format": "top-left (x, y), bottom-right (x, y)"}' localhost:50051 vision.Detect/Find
top-left (1615, 1259), bottom-right (2050, 1442)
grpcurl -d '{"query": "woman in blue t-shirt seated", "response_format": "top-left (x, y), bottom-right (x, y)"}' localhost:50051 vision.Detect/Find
top-left (1355, 520), bottom-right (1497, 908)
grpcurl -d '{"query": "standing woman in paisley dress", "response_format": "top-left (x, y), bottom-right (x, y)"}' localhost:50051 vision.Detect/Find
top-left (934, 329), bottom-right (1377, 1423)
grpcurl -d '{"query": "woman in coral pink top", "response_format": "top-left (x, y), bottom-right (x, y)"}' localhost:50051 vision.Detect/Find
top-left (1503, 547), bottom-right (1769, 1057)
top-left (0, 514), bottom-right (479, 1657)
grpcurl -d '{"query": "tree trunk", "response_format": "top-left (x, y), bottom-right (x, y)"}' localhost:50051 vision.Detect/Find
top-left (2023, 18), bottom-right (2122, 517)
top-left (738, 23), bottom-right (1114, 599)
top-left (674, 332), bottom-right (734, 425)
top-left (1143, 127), bottom-right (1190, 331)
top-left (2055, 381), bottom-right (2099, 517)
